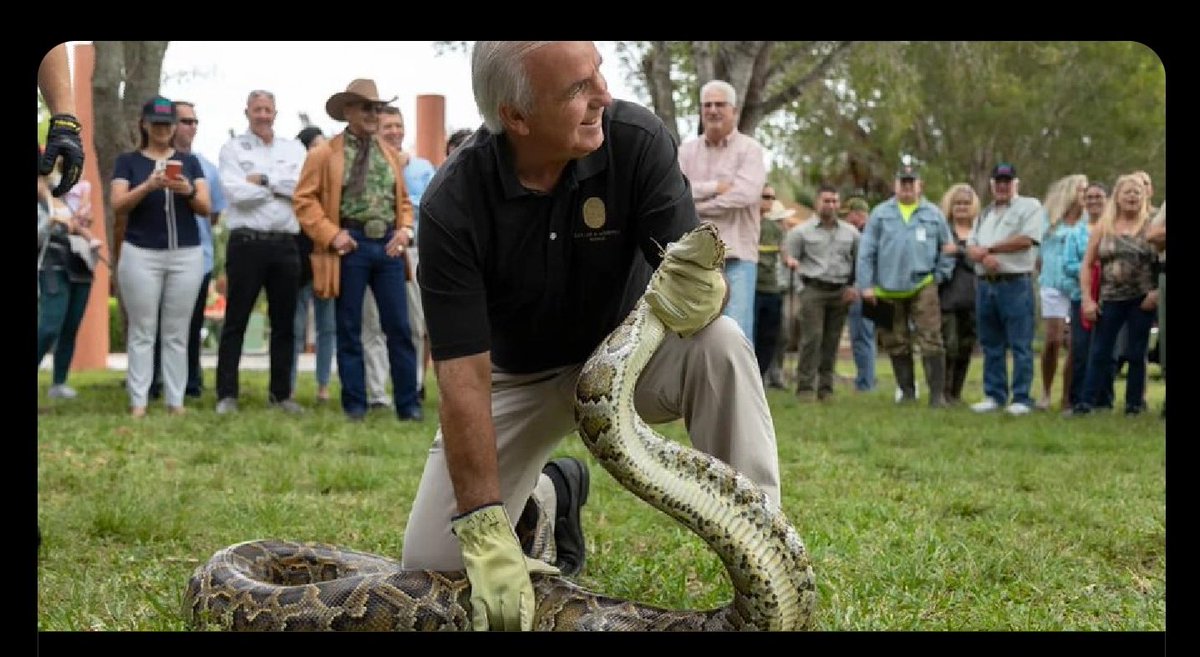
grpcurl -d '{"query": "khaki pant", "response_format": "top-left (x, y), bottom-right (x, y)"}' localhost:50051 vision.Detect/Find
top-left (400, 316), bottom-right (781, 571)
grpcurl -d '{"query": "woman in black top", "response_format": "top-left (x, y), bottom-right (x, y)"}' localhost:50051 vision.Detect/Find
top-left (110, 96), bottom-right (211, 417)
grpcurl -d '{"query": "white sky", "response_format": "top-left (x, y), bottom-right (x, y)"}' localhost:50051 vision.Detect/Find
top-left (124, 41), bottom-right (640, 161)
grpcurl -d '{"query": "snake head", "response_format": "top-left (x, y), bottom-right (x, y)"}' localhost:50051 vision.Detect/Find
top-left (658, 222), bottom-right (726, 271)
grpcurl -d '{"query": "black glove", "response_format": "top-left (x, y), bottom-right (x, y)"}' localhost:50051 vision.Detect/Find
top-left (40, 114), bottom-right (85, 197)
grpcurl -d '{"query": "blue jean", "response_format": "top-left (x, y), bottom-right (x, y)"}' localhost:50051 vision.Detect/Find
top-left (37, 270), bottom-right (93, 385)
top-left (1067, 299), bottom-right (1113, 408)
top-left (1079, 297), bottom-right (1154, 413)
top-left (846, 298), bottom-right (876, 391)
top-left (292, 282), bottom-right (337, 391)
top-left (335, 229), bottom-right (418, 417)
top-left (976, 276), bottom-right (1035, 406)
top-left (722, 258), bottom-right (757, 341)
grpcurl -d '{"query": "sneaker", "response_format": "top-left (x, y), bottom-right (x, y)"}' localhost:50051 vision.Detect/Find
top-left (215, 397), bottom-right (239, 415)
top-left (369, 400), bottom-right (393, 410)
top-left (971, 398), bottom-right (1001, 413)
top-left (47, 384), bottom-right (77, 399)
top-left (542, 457), bottom-right (590, 577)
top-left (1005, 402), bottom-right (1032, 416)
top-left (271, 398), bottom-right (305, 415)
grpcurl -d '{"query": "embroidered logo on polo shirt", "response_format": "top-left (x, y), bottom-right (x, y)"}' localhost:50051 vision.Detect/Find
top-left (582, 197), bottom-right (606, 230)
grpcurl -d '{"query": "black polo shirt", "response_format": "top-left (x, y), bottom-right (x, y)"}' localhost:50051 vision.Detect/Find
top-left (418, 99), bottom-right (698, 373)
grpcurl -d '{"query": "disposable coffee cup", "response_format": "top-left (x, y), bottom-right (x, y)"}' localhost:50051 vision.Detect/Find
top-left (165, 160), bottom-right (183, 179)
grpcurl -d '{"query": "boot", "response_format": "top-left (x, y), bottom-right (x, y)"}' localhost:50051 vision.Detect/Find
top-left (950, 355), bottom-right (971, 405)
top-left (943, 357), bottom-right (960, 404)
top-left (924, 354), bottom-right (948, 408)
top-left (891, 354), bottom-right (916, 404)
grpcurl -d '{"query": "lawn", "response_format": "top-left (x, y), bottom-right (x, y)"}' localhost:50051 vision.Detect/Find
top-left (36, 357), bottom-right (1166, 631)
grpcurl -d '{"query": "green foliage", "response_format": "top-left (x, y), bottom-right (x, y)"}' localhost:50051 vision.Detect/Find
top-left (769, 41), bottom-right (1166, 204)
top-left (37, 363), bottom-right (1164, 631)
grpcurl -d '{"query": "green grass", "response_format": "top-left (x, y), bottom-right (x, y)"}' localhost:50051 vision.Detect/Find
top-left (36, 358), bottom-right (1165, 631)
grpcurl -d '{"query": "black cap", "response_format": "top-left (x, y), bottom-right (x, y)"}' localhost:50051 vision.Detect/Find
top-left (142, 96), bottom-right (177, 124)
top-left (991, 162), bottom-right (1017, 180)
top-left (895, 164), bottom-right (920, 180)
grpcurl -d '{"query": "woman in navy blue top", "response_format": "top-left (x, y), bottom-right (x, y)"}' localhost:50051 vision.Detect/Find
top-left (110, 96), bottom-right (211, 417)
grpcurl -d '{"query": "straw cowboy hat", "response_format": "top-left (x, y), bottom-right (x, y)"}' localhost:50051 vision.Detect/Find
top-left (764, 200), bottom-right (796, 221)
top-left (325, 79), bottom-right (398, 122)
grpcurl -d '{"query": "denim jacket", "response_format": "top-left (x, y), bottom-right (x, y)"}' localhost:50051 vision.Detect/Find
top-left (1039, 219), bottom-right (1084, 299)
top-left (856, 197), bottom-right (953, 293)
top-left (1060, 220), bottom-right (1092, 301)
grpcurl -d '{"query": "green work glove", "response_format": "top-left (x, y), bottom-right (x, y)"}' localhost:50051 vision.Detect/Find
top-left (452, 503), bottom-right (558, 631)
top-left (644, 226), bottom-right (728, 338)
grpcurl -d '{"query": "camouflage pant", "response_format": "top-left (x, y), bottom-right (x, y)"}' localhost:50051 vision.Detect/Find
top-left (877, 283), bottom-right (944, 358)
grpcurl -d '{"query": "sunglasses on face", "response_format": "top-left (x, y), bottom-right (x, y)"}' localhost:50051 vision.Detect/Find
top-left (702, 101), bottom-right (729, 109)
top-left (357, 102), bottom-right (389, 114)
top-left (762, 195), bottom-right (776, 200)
top-left (179, 118), bottom-right (199, 126)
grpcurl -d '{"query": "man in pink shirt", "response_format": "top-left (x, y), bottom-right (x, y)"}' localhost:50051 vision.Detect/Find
top-left (677, 79), bottom-right (767, 340)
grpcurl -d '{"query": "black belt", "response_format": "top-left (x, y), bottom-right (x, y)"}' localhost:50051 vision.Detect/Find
top-left (342, 217), bottom-right (392, 239)
top-left (802, 276), bottom-right (848, 291)
top-left (979, 272), bottom-right (1029, 283)
top-left (230, 228), bottom-right (295, 242)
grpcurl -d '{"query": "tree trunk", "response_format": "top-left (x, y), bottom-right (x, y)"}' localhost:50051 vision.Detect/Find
top-left (91, 40), bottom-right (168, 279)
top-left (640, 42), bottom-right (679, 145)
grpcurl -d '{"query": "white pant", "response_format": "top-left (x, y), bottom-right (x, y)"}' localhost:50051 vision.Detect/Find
top-left (117, 243), bottom-right (204, 408)
top-left (400, 315), bottom-right (781, 571)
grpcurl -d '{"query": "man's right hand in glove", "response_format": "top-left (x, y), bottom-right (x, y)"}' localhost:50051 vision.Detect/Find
top-left (452, 503), bottom-right (558, 631)
top-left (40, 113), bottom-right (85, 197)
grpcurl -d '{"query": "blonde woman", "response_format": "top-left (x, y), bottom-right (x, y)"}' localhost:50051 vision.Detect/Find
top-left (1036, 174), bottom-right (1088, 410)
top-left (1074, 175), bottom-right (1157, 416)
top-left (937, 184), bottom-right (981, 405)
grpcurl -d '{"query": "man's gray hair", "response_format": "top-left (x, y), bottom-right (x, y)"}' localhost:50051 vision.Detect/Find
top-left (700, 79), bottom-right (737, 107)
top-left (472, 41), bottom-right (555, 134)
top-left (246, 89), bottom-right (276, 106)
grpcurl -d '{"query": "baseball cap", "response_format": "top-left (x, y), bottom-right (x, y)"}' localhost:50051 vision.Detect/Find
top-left (895, 164), bottom-right (921, 180)
top-left (991, 162), bottom-right (1017, 180)
top-left (142, 96), bottom-right (177, 124)
top-left (844, 197), bottom-right (870, 213)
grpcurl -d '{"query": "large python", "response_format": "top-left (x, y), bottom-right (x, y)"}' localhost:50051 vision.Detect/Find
top-left (185, 222), bottom-right (817, 631)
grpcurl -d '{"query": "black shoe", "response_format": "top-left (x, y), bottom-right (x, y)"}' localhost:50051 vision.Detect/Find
top-left (346, 410), bottom-right (366, 423)
top-left (398, 407), bottom-right (424, 422)
top-left (542, 457), bottom-right (589, 577)
top-left (185, 386), bottom-right (203, 399)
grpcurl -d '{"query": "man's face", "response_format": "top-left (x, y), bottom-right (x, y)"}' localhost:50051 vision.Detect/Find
top-left (174, 104), bottom-right (198, 150)
top-left (346, 101), bottom-right (384, 136)
top-left (817, 191), bottom-right (840, 220)
top-left (894, 178), bottom-right (920, 204)
top-left (700, 87), bottom-right (735, 140)
top-left (516, 41), bottom-right (612, 160)
top-left (761, 186), bottom-right (776, 215)
top-left (378, 111), bottom-right (404, 150)
top-left (990, 177), bottom-right (1015, 204)
top-left (245, 94), bottom-right (276, 134)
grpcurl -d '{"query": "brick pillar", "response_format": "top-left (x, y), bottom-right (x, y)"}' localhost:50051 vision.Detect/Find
top-left (414, 94), bottom-right (446, 168)
top-left (68, 43), bottom-right (110, 371)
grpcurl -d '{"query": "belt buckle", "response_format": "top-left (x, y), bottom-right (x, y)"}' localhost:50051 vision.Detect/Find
top-left (364, 219), bottom-right (389, 240)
